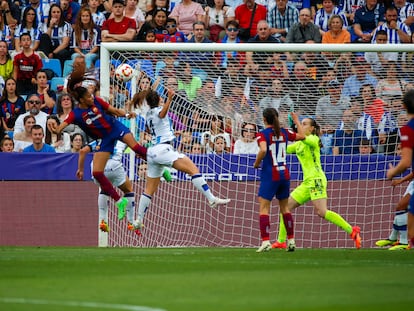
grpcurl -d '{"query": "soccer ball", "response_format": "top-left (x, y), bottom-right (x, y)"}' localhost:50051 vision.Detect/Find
top-left (115, 63), bottom-right (134, 82)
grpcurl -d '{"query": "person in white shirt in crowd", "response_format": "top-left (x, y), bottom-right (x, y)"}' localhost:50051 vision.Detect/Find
top-left (233, 122), bottom-right (259, 154)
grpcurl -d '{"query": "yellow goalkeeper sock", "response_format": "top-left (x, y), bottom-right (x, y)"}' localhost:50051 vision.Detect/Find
top-left (324, 210), bottom-right (352, 234)
top-left (277, 214), bottom-right (287, 243)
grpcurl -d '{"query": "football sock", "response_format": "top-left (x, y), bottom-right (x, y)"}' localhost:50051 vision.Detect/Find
top-left (324, 210), bottom-right (352, 234)
top-left (98, 191), bottom-right (109, 222)
top-left (282, 212), bottom-right (294, 239)
top-left (137, 193), bottom-right (152, 222)
top-left (394, 210), bottom-right (408, 244)
top-left (93, 171), bottom-right (121, 201)
top-left (259, 214), bottom-right (270, 241)
top-left (125, 192), bottom-right (135, 223)
top-left (277, 214), bottom-right (287, 243)
top-left (132, 144), bottom-right (147, 160)
top-left (191, 174), bottom-right (215, 202)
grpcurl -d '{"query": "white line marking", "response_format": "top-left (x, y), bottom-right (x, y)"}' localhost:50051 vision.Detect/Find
top-left (0, 297), bottom-right (167, 311)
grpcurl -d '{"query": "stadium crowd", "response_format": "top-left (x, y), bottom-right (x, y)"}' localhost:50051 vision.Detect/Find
top-left (0, 0), bottom-right (414, 154)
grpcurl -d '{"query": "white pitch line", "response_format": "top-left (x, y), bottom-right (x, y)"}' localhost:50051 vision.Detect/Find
top-left (0, 297), bottom-right (167, 311)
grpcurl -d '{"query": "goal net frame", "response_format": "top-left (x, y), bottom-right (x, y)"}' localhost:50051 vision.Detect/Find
top-left (98, 42), bottom-right (412, 248)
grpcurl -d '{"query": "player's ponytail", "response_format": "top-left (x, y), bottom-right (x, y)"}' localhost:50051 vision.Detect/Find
top-left (263, 108), bottom-right (280, 138)
top-left (309, 118), bottom-right (323, 148)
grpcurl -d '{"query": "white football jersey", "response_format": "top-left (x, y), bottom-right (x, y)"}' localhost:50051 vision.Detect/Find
top-left (146, 106), bottom-right (175, 145)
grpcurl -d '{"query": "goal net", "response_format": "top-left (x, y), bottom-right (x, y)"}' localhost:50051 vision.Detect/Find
top-left (99, 42), bottom-right (413, 248)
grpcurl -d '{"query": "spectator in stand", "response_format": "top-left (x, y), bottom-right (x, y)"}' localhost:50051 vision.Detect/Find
top-left (365, 30), bottom-right (399, 78)
top-left (332, 109), bottom-right (366, 155)
top-left (163, 17), bottom-right (187, 42)
top-left (321, 14), bottom-right (351, 43)
top-left (101, 0), bottom-right (137, 42)
top-left (212, 135), bottom-right (229, 154)
top-left (286, 7), bottom-right (322, 42)
top-left (0, 40), bottom-right (13, 81)
top-left (286, 61), bottom-right (319, 116)
top-left (168, 0), bottom-right (205, 36)
top-left (58, 0), bottom-right (81, 25)
top-left (200, 115), bottom-right (231, 153)
top-left (333, 52), bottom-right (353, 84)
top-left (375, 60), bottom-right (406, 100)
top-left (301, 50), bottom-right (330, 82)
top-left (88, 0), bottom-right (107, 27)
top-left (371, 6), bottom-right (411, 44)
top-left (14, 94), bottom-right (48, 134)
top-left (136, 7), bottom-right (168, 42)
top-left (25, 0), bottom-right (50, 26)
top-left (259, 78), bottom-right (294, 113)
top-left (70, 132), bottom-right (85, 153)
top-left (139, 0), bottom-right (150, 13)
top-left (233, 122), bottom-right (259, 154)
top-left (176, 61), bottom-right (203, 102)
top-left (341, 55), bottom-right (377, 98)
top-left (13, 33), bottom-right (43, 96)
top-left (38, 4), bottom-right (72, 68)
top-left (0, 136), bottom-right (14, 152)
top-left (116, 0), bottom-right (145, 32)
top-left (71, 6), bottom-right (101, 70)
top-left (14, 7), bottom-right (41, 53)
top-left (0, 9), bottom-right (14, 51)
top-left (316, 80), bottom-right (350, 129)
top-left (378, 95), bottom-right (403, 154)
top-left (318, 67), bottom-right (337, 97)
top-left (34, 69), bottom-right (57, 115)
top-left (394, 0), bottom-right (414, 33)
top-left (350, 95), bottom-right (379, 147)
top-left (145, 0), bottom-right (170, 22)
top-left (13, 114), bottom-right (35, 151)
top-left (0, 78), bottom-right (25, 133)
top-left (0, 0), bottom-right (20, 26)
top-left (204, 0), bottom-right (235, 42)
top-left (359, 138), bottom-right (374, 154)
top-left (45, 114), bottom-right (71, 152)
top-left (314, 0), bottom-right (347, 37)
top-left (191, 142), bottom-right (204, 154)
top-left (338, 0), bottom-right (364, 25)
top-left (351, 0), bottom-right (385, 43)
top-left (359, 83), bottom-right (384, 124)
top-left (22, 124), bottom-right (56, 152)
top-left (56, 92), bottom-right (87, 141)
top-left (182, 22), bottom-right (214, 71)
top-left (235, 0), bottom-right (267, 41)
top-left (267, 0), bottom-right (299, 42)
top-left (177, 130), bottom-right (194, 153)
top-left (216, 20), bottom-right (244, 68)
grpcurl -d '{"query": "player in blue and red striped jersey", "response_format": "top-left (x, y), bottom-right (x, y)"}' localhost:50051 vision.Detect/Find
top-left (253, 108), bottom-right (305, 252)
top-left (51, 69), bottom-right (148, 221)
top-left (387, 89), bottom-right (414, 250)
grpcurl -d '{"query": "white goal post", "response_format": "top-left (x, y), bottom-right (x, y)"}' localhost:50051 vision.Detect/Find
top-left (98, 42), bottom-right (413, 248)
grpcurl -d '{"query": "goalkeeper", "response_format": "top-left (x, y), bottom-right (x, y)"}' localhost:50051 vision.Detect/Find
top-left (277, 117), bottom-right (362, 251)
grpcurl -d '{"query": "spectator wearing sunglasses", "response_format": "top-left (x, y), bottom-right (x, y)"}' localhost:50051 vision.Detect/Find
top-left (204, 0), bottom-right (235, 42)
top-left (163, 17), bottom-right (186, 42)
top-left (13, 94), bottom-right (48, 135)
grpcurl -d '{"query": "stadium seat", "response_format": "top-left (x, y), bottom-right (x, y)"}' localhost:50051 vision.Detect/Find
top-left (63, 59), bottom-right (73, 77)
top-left (50, 77), bottom-right (65, 93)
top-left (42, 58), bottom-right (62, 78)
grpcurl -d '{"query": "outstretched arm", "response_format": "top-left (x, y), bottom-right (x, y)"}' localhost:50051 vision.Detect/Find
top-left (159, 89), bottom-right (174, 119)
top-left (51, 121), bottom-right (69, 135)
top-left (77, 145), bottom-right (92, 180)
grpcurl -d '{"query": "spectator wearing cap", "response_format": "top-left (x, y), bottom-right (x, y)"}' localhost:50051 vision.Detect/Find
top-left (101, 0), bottom-right (137, 42)
top-left (315, 79), bottom-right (350, 129)
top-left (286, 8), bottom-right (322, 43)
top-left (342, 55), bottom-right (378, 98)
top-left (371, 6), bottom-right (411, 44)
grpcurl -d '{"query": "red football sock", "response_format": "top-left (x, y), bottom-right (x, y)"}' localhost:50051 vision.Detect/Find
top-left (131, 144), bottom-right (147, 160)
top-left (283, 212), bottom-right (294, 239)
top-left (259, 214), bottom-right (270, 241)
top-left (93, 171), bottom-right (121, 201)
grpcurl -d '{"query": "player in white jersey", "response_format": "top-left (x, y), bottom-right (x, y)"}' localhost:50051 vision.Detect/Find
top-left (77, 140), bottom-right (140, 235)
top-left (376, 172), bottom-right (413, 250)
top-left (132, 89), bottom-right (231, 232)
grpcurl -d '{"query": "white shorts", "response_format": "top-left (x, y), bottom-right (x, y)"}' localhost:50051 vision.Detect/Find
top-left (92, 159), bottom-right (126, 187)
top-left (147, 143), bottom-right (185, 178)
top-left (403, 180), bottom-right (414, 197)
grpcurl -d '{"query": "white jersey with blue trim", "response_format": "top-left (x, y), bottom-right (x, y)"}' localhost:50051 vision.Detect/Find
top-left (146, 106), bottom-right (175, 145)
top-left (89, 140), bottom-right (126, 172)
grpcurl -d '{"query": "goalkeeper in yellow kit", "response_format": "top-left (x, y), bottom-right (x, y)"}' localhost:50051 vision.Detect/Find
top-left (276, 117), bottom-right (362, 251)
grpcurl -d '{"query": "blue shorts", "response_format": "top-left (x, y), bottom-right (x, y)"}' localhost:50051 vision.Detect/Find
top-left (97, 121), bottom-right (130, 153)
top-left (258, 179), bottom-right (290, 201)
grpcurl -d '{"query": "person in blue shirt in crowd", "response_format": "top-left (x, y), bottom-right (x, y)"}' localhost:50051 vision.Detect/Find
top-left (23, 124), bottom-right (56, 152)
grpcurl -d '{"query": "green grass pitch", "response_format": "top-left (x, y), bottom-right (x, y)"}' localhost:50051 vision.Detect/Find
top-left (0, 247), bottom-right (413, 311)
